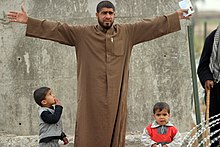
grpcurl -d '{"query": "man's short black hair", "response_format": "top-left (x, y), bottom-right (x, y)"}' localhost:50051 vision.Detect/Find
top-left (33, 87), bottom-right (50, 107)
top-left (153, 102), bottom-right (170, 114)
top-left (96, 1), bottom-right (115, 13)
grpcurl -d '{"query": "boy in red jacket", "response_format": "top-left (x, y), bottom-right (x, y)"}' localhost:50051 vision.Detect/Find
top-left (141, 102), bottom-right (182, 147)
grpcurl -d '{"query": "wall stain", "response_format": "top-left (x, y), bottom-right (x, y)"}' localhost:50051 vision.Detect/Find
top-left (0, 11), bottom-right (10, 25)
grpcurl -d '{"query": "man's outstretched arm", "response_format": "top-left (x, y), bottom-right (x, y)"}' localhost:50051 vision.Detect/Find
top-left (7, 6), bottom-right (81, 46)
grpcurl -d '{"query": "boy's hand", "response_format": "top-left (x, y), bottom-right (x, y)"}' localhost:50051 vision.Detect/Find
top-left (63, 137), bottom-right (69, 145)
top-left (54, 98), bottom-right (61, 106)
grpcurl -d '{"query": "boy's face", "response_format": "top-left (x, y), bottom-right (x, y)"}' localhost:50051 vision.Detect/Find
top-left (153, 109), bottom-right (170, 126)
top-left (41, 90), bottom-right (56, 107)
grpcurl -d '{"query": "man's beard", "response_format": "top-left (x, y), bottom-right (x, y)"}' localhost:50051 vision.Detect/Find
top-left (98, 19), bottom-right (114, 30)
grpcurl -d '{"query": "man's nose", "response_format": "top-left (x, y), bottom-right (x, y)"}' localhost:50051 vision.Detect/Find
top-left (105, 13), bottom-right (111, 18)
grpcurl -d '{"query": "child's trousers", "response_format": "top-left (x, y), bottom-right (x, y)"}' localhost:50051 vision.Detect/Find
top-left (39, 139), bottom-right (60, 147)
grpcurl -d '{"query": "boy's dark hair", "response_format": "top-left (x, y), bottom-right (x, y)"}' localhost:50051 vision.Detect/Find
top-left (33, 87), bottom-right (50, 107)
top-left (96, 1), bottom-right (115, 13)
top-left (153, 102), bottom-right (170, 114)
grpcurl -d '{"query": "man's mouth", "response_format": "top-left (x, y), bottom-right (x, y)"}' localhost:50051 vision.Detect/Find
top-left (104, 20), bottom-right (111, 23)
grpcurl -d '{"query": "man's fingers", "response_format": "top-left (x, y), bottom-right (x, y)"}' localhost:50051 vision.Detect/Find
top-left (210, 81), bottom-right (214, 88)
top-left (8, 11), bottom-right (18, 15)
top-left (10, 19), bottom-right (17, 22)
top-left (7, 11), bottom-right (19, 19)
top-left (7, 14), bottom-right (16, 21)
top-left (7, 13), bottom-right (17, 18)
top-left (21, 5), bottom-right (25, 13)
top-left (182, 9), bottom-right (189, 13)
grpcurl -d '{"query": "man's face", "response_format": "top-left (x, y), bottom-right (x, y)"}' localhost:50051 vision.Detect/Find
top-left (153, 109), bottom-right (170, 126)
top-left (96, 8), bottom-right (115, 30)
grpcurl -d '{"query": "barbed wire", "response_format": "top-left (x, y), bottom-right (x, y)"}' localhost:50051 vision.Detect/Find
top-left (182, 113), bottom-right (220, 146)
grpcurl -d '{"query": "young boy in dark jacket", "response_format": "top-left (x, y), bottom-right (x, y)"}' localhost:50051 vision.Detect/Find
top-left (33, 87), bottom-right (69, 147)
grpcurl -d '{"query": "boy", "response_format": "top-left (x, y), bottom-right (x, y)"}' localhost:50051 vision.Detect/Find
top-left (33, 87), bottom-right (69, 147)
top-left (141, 102), bottom-right (182, 147)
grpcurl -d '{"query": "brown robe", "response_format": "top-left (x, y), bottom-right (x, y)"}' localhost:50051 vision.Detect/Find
top-left (26, 12), bottom-right (180, 147)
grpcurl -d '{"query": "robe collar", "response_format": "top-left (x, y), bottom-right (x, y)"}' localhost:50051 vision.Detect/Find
top-left (96, 25), bottom-right (115, 35)
top-left (151, 120), bottom-right (174, 128)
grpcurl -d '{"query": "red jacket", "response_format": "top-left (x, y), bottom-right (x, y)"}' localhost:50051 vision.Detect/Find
top-left (146, 124), bottom-right (178, 143)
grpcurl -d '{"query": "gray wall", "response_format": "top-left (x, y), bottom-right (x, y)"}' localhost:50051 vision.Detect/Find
top-left (0, 0), bottom-right (193, 139)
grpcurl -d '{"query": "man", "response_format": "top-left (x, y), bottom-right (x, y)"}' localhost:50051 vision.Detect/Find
top-left (7, 1), bottom-right (190, 147)
top-left (197, 25), bottom-right (220, 147)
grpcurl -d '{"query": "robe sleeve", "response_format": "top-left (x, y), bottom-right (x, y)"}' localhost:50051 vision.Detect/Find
top-left (126, 12), bottom-right (181, 45)
top-left (197, 30), bottom-right (216, 88)
top-left (26, 17), bottom-right (84, 46)
top-left (40, 105), bottom-right (63, 124)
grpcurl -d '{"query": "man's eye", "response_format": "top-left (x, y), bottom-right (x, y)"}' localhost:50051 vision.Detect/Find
top-left (101, 11), bottom-right (114, 15)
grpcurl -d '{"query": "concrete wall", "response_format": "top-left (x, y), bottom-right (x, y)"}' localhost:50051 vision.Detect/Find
top-left (0, 0), bottom-right (193, 145)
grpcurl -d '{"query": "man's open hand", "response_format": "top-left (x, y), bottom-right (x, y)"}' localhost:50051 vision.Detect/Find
top-left (7, 6), bottom-right (28, 24)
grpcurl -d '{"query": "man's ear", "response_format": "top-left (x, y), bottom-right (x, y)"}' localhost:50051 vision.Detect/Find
top-left (96, 12), bottom-right (98, 18)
